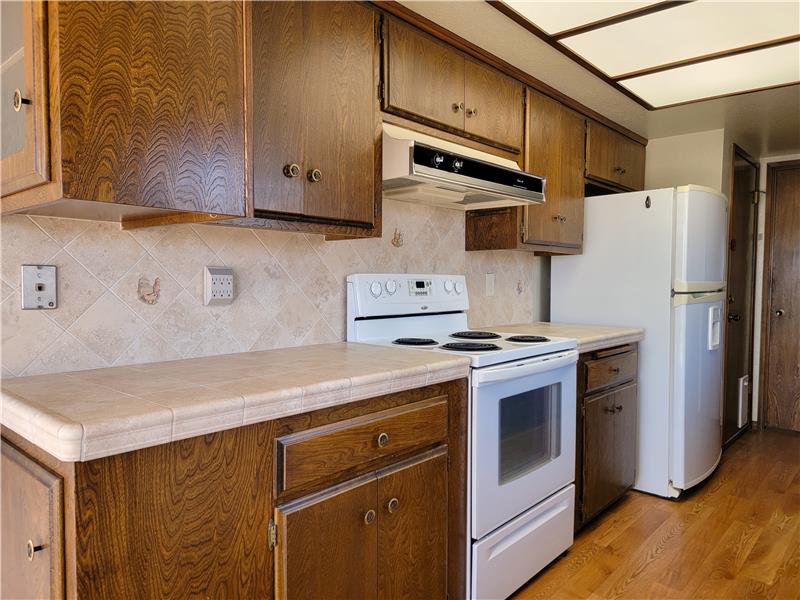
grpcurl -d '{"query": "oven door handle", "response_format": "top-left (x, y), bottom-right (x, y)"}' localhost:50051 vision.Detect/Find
top-left (472, 350), bottom-right (578, 387)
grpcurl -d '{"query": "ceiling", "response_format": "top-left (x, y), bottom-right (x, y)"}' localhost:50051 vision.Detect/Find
top-left (397, 1), bottom-right (800, 158)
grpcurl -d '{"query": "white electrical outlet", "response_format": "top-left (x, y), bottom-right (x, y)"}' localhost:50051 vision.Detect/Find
top-left (21, 265), bottom-right (57, 309)
top-left (204, 266), bottom-right (235, 306)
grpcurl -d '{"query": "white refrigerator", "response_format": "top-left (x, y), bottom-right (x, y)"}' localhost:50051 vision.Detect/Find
top-left (551, 185), bottom-right (728, 497)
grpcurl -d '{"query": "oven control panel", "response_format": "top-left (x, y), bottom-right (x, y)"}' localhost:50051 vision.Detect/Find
top-left (347, 273), bottom-right (468, 318)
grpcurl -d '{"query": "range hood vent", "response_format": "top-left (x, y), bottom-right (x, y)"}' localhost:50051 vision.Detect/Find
top-left (382, 124), bottom-right (546, 211)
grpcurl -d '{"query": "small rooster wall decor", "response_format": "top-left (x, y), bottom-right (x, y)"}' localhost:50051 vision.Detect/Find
top-left (137, 276), bottom-right (161, 305)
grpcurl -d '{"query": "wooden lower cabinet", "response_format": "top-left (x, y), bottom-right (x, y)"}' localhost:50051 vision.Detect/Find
top-left (0, 379), bottom-right (467, 599)
top-left (575, 346), bottom-right (638, 529)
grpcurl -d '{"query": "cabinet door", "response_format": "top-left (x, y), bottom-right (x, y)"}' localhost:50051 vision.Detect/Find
top-left (377, 448), bottom-right (448, 600)
top-left (586, 121), bottom-right (645, 191)
top-left (581, 392), bottom-right (618, 521)
top-left (557, 107), bottom-right (586, 246)
top-left (302, 2), bottom-right (376, 225)
top-left (616, 135), bottom-right (646, 191)
top-left (0, 0), bottom-right (49, 196)
top-left (251, 1), bottom-right (305, 215)
top-left (1, 440), bottom-right (63, 600)
top-left (384, 19), bottom-right (465, 132)
top-left (610, 384), bottom-right (638, 494)
top-left (57, 1), bottom-right (246, 216)
top-left (464, 60), bottom-right (524, 151)
top-left (275, 473), bottom-right (378, 600)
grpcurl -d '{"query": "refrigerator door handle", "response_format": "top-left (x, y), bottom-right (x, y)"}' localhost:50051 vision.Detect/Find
top-left (708, 306), bottom-right (721, 350)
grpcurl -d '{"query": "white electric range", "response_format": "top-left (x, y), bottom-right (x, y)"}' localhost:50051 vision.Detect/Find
top-left (347, 273), bottom-right (578, 600)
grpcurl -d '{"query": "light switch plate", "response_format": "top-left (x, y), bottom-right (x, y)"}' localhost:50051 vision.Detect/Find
top-left (21, 265), bottom-right (57, 309)
top-left (204, 266), bottom-right (235, 306)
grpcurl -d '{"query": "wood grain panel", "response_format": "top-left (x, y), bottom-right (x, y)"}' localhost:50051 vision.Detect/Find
top-left (251, 1), bottom-right (304, 215)
top-left (74, 422), bottom-right (274, 598)
top-left (586, 120), bottom-right (645, 191)
top-left (585, 350), bottom-right (638, 394)
top-left (463, 59), bottom-right (523, 151)
top-left (582, 391), bottom-right (617, 521)
top-left (1, 440), bottom-right (64, 600)
top-left (765, 162), bottom-right (800, 431)
top-left (278, 396), bottom-right (448, 494)
top-left (275, 473), bottom-right (378, 600)
top-left (57, 1), bottom-right (246, 216)
top-left (385, 17), bottom-right (465, 131)
top-left (302, 2), bottom-right (376, 224)
top-left (465, 207), bottom-right (521, 251)
top-left (557, 104), bottom-right (586, 246)
top-left (612, 384), bottom-right (638, 503)
top-left (378, 448), bottom-right (448, 599)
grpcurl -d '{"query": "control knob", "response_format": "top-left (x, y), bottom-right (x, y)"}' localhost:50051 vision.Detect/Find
top-left (369, 281), bottom-right (382, 298)
top-left (452, 159), bottom-right (464, 171)
top-left (432, 154), bottom-right (444, 167)
top-left (385, 279), bottom-right (398, 295)
top-left (443, 280), bottom-right (454, 294)
top-left (454, 280), bottom-right (464, 295)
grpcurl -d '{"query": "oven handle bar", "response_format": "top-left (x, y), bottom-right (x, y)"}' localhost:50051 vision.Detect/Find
top-left (472, 350), bottom-right (578, 387)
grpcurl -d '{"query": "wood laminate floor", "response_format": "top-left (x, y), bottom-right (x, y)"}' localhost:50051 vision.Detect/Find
top-left (513, 429), bottom-right (800, 600)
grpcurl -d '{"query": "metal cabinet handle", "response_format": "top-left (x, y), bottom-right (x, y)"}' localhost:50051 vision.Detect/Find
top-left (610, 366), bottom-right (621, 374)
top-left (364, 509), bottom-right (376, 525)
top-left (387, 497), bottom-right (400, 514)
top-left (377, 432), bottom-right (390, 448)
top-left (452, 102), bottom-right (464, 113)
top-left (615, 405), bottom-right (623, 412)
top-left (466, 107), bottom-right (478, 117)
top-left (604, 406), bottom-right (616, 414)
top-left (775, 309), bottom-right (785, 317)
top-left (560, 215), bottom-right (567, 223)
top-left (552, 215), bottom-right (560, 222)
top-left (13, 89), bottom-right (31, 112)
top-left (26, 540), bottom-right (44, 561)
top-left (283, 163), bottom-right (301, 178)
top-left (307, 168), bottom-right (322, 183)
top-left (728, 312), bottom-right (741, 322)
top-left (614, 166), bottom-right (627, 175)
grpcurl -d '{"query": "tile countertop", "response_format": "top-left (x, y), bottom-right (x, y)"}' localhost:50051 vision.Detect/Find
top-left (487, 322), bottom-right (644, 353)
top-left (0, 343), bottom-right (470, 463)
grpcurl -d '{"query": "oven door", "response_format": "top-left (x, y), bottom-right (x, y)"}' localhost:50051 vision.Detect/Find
top-left (471, 349), bottom-right (577, 539)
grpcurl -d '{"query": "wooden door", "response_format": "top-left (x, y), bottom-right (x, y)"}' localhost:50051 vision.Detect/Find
top-left (302, 2), bottom-right (376, 225)
top-left (586, 121), bottom-right (645, 191)
top-left (581, 392), bottom-right (616, 520)
top-left (57, 1), bottom-right (246, 216)
top-left (251, 1), bottom-right (305, 215)
top-left (615, 134), bottom-right (646, 191)
top-left (610, 384), bottom-right (637, 496)
top-left (764, 161), bottom-right (800, 431)
top-left (463, 59), bottom-right (524, 151)
top-left (384, 19), bottom-right (465, 132)
top-left (723, 148), bottom-right (758, 443)
top-left (0, 0), bottom-right (50, 196)
top-left (377, 448), bottom-right (448, 600)
top-left (1, 440), bottom-right (64, 600)
top-left (275, 473), bottom-right (378, 600)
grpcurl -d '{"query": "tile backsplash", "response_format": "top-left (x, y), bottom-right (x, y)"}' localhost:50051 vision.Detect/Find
top-left (1, 199), bottom-right (547, 377)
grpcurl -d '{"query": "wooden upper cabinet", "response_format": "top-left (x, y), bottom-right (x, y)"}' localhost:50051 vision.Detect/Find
top-left (252, 1), bottom-right (377, 228)
top-left (0, 0), bottom-right (50, 197)
top-left (1, 440), bottom-right (64, 600)
top-left (586, 120), bottom-right (645, 191)
top-left (384, 19), bottom-right (523, 152)
top-left (275, 473), bottom-right (378, 600)
top-left (384, 18), bottom-right (465, 132)
top-left (463, 60), bottom-right (524, 151)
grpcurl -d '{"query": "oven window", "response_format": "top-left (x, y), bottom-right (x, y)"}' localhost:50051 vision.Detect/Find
top-left (498, 383), bottom-right (561, 485)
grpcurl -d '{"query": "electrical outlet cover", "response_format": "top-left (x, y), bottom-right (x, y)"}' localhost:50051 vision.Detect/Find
top-left (204, 266), bottom-right (235, 306)
top-left (21, 265), bottom-right (58, 309)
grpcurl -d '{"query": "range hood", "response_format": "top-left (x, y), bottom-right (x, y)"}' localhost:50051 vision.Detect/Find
top-left (382, 124), bottom-right (545, 210)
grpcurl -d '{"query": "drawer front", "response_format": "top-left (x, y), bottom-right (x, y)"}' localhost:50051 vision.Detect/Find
top-left (585, 351), bottom-right (637, 394)
top-left (278, 396), bottom-right (448, 494)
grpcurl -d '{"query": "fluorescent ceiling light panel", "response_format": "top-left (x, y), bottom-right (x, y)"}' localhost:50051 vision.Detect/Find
top-left (619, 41), bottom-right (800, 107)
top-left (502, 1), bottom-right (659, 35)
top-left (562, 1), bottom-right (800, 77)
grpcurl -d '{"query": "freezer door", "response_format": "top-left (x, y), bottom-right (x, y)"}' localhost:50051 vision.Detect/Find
top-left (674, 186), bottom-right (728, 291)
top-left (671, 293), bottom-right (724, 491)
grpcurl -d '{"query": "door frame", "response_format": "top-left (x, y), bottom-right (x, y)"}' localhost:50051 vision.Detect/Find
top-left (757, 158), bottom-right (800, 427)
top-left (722, 144), bottom-right (759, 445)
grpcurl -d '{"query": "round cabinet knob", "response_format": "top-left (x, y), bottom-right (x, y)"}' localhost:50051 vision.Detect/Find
top-left (13, 89), bottom-right (31, 112)
top-left (307, 168), bottom-right (322, 183)
top-left (283, 163), bottom-right (301, 178)
top-left (466, 107), bottom-right (478, 117)
top-left (432, 154), bottom-right (445, 167)
top-left (444, 280), bottom-right (454, 294)
top-left (775, 309), bottom-right (785, 317)
top-left (452, 159), bottom-right (464, 171)
top-left (26, 540), bottom-right (44, 561)
top-left (377, 432), bottom-right (390, 448)
top-left (387, 497), bottom-right (400, 514)
top-left (385, 280), bottom-right (398, 295)
top-left (364, 509), bottom-right (376, 525)
top-left (454, 281), bottom-right (464, 295)
top-left (369, 281), bottom-right (382, 298)
top-left (451, 102), bottom-right (464, 113)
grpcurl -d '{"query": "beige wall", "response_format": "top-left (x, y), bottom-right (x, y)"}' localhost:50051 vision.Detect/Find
top-left (645, 129), bottom-right (727, 193)
top-left (1, 199), bottom-right (547, 377)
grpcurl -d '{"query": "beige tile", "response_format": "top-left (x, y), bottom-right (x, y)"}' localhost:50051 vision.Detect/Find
top-left (22, 331), bottom-right (107, 376)
top-left (47, 250), bottom-right (106, 329)
top-left (111, 254), bottom-right (181, 323)
top-left (80, 401), bottom-right (174, 460)
top-left (249, 319), bottom-right (296, 351)
top-left (149, 226), bottom-right (217, 286)
top-left (141, 385), bottom-right (244, 442)
top-left (302, 318), bottom-right (340, 346)
top-left (68, 291), bottom-right (148, 364)
top-left (29, 216), bottom-right (89, 246)
top-left (274, 293), bottom-right (319, 346)
top-left (216, 290), bottom-right (275, 350)
top-left (113, 327), bottom-right (182, 367)
top-left (252, 228), bottom-right (297, 257)
top-left (187, 320), bottom-right (244, 358)
top-left (127, 225), bottom-right (171, 250)
top-left (64, 222), bottom-right (145, 287)
top-left (151, 290), bottom-right (215, 356)
top-left (68, 366), bottom-right (187, 395)
top-left (0, 280), bottom-right (13, 303)
top-left (1, 298), bottom-right (63, 374)
top-left (1, 215), bottom-right (61, 287)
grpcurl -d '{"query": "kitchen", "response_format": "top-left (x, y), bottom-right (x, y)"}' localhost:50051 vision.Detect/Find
top-left (1, 1), bottom-right (798, 599)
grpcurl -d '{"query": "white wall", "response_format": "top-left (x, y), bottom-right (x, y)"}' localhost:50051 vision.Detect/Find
top-left (751, 153), bottom-right (800, 421)
top-left (645, 129), bottom-right (727, 193)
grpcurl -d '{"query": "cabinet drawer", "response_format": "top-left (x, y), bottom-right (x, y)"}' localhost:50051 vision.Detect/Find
top-left (277, 397), bottom-right (448, 494)
top-left (585, 351), bottom-right (637, 394)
